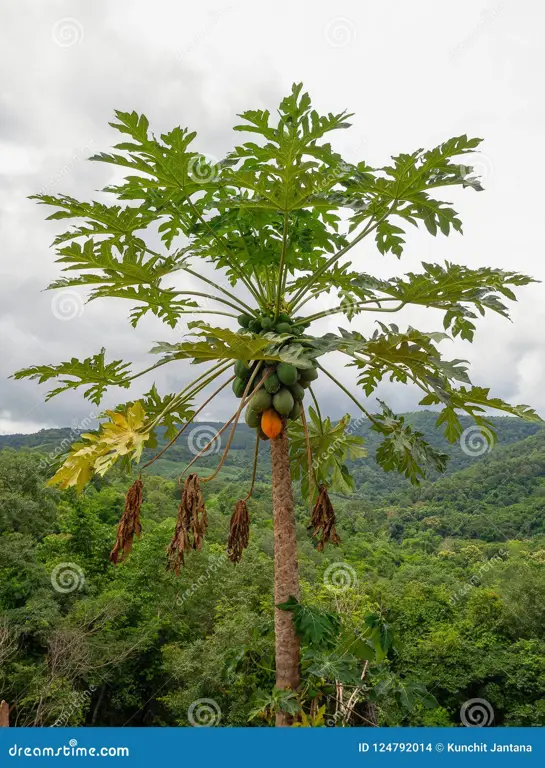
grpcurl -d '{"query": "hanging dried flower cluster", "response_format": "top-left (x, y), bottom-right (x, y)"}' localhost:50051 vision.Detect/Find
top-left (227, 499), bottom-right (250, 563)
top-left (110, 478), bottom-right (143, 564)
top-left (166, 473), bottom-right (208, 575)
top-left (310, 484), bottom-right (340, 552)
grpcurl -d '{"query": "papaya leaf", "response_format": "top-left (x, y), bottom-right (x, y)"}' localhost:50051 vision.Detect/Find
top-left (12, 349), bottom-right (131, 405)
top-left (289, 408), bottom-right (366, 498)
top-left (371, 401), bottom-right (449, 484)
top-left (277, 596), bottom-right (340, 648)
top-left (150, 324), bottom-right (289, 366)
top-left (48, 402), bottom-right (151, 491)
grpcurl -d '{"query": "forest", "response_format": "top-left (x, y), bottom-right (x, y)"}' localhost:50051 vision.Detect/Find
top-left (1, 412), bottom-right (544, 728)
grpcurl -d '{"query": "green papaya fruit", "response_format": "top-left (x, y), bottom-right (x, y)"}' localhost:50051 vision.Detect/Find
top-left (264, 372), bottom-right (281, 394)
top-left (232, 377), bottom-right (247, 398)
top-left (249, 389), bottom-right (272, 413)
top-left (234, 359), bottom-right (251, 379)
top-left (261, 316), bottom-right (274, 330)
top-left (245, 407), bottom-right (261, 428)
top-left (273, 387), bottom-right (294, 416)
top-left (250, 319), bottom-right (262, 333)
top-left (275, 322), bottom-right (292, 334)
top-left (288, 382), bottom-right (305, 401)
top-left (288, 401), bottom-right (302, 420)
top-left (238, 313), bottom-right (252, 328)
top-left (277, 362), bottom-right (298, 386)
top-left (299, 366), bottom-right (319, 383)
top-left (278, 312), bottom-right (291, 324)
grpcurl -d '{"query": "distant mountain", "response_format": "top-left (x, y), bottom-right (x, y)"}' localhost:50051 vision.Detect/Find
top-left (1, 412), bottom-right (542, 498)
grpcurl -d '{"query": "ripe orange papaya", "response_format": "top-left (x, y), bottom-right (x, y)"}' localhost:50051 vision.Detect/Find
top-left (261, 408), bottom-right (283, 439)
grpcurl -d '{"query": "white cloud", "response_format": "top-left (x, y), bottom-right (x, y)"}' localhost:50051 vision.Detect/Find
top-left (1, 0), bottom-right (544, 432)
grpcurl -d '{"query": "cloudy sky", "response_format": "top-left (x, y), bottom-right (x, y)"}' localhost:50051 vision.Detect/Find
top-left (1, 0), bottom-right (544, 434)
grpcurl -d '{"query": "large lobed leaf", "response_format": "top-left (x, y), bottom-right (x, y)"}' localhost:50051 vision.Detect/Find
top-left (289, 406), bottom-right (366, 498)
top-left (47, 402), bottom-right (151, 491)
top-left (12, 348), bottom-right (131, 405)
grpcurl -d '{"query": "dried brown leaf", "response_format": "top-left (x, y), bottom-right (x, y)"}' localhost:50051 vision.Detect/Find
top-left (110, 479), bottom-right (143, 564)
top-left (227, 499), bottom-right (250, 563)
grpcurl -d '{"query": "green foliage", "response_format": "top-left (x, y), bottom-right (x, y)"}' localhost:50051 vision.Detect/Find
top-left (371, 402), bottom-right (449, 485)
top-left (277, 596), bottom-right (340, 646)
top-left (15, 83), bottom-right (538, 493)
top-left (289, 406), bottom-right (366, 498)
top-left (1, 435), bottom-right (545, 726)
top-left (7, 84), bottom-right (543, 729)
top-left (13, 349), bottom-right (131, 405)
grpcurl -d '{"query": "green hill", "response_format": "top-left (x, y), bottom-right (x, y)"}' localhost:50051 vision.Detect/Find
top-left (1, 413), bottom-right (545, 727)
top-left (1, 411), bottom-right (541, 493)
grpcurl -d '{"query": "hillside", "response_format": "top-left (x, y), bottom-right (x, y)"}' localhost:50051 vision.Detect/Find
top-left (1, 414), bottom-right (545, 727)
top-left (1, 411), bottom-right (541, 498)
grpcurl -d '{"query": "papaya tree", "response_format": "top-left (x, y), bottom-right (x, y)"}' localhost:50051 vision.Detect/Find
top-left (15, 84), bottom-right (540, 726)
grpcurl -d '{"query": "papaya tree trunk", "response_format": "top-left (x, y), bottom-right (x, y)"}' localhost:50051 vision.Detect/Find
top-left (0, 700), bottom-right (9, 727)
top-left (270, 426), bottom-right (300, 727)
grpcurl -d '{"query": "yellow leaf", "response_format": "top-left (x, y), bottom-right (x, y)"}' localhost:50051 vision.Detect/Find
top-left (47, 401), bottom-right (150, 491)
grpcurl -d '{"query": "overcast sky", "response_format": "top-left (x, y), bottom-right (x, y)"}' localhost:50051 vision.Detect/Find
top-left (0, 0), bottom-right (544, 434)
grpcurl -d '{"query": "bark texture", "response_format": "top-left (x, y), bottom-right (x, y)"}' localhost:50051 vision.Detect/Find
top-left (270, 427), bottom-right (300, 726)
top-left (0, 700), bottom-right (9, 727)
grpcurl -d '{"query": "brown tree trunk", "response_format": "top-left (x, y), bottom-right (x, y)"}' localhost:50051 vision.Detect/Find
top-left (0, 701), bottom-right (9, 727)
top-left (270, 427), bottom-right (300, 727)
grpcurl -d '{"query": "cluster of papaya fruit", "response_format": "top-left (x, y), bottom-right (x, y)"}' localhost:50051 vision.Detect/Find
top-left (237, 312), bottom-right (310, 336)
top-left (232, 359), bottom-right (318, 439)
